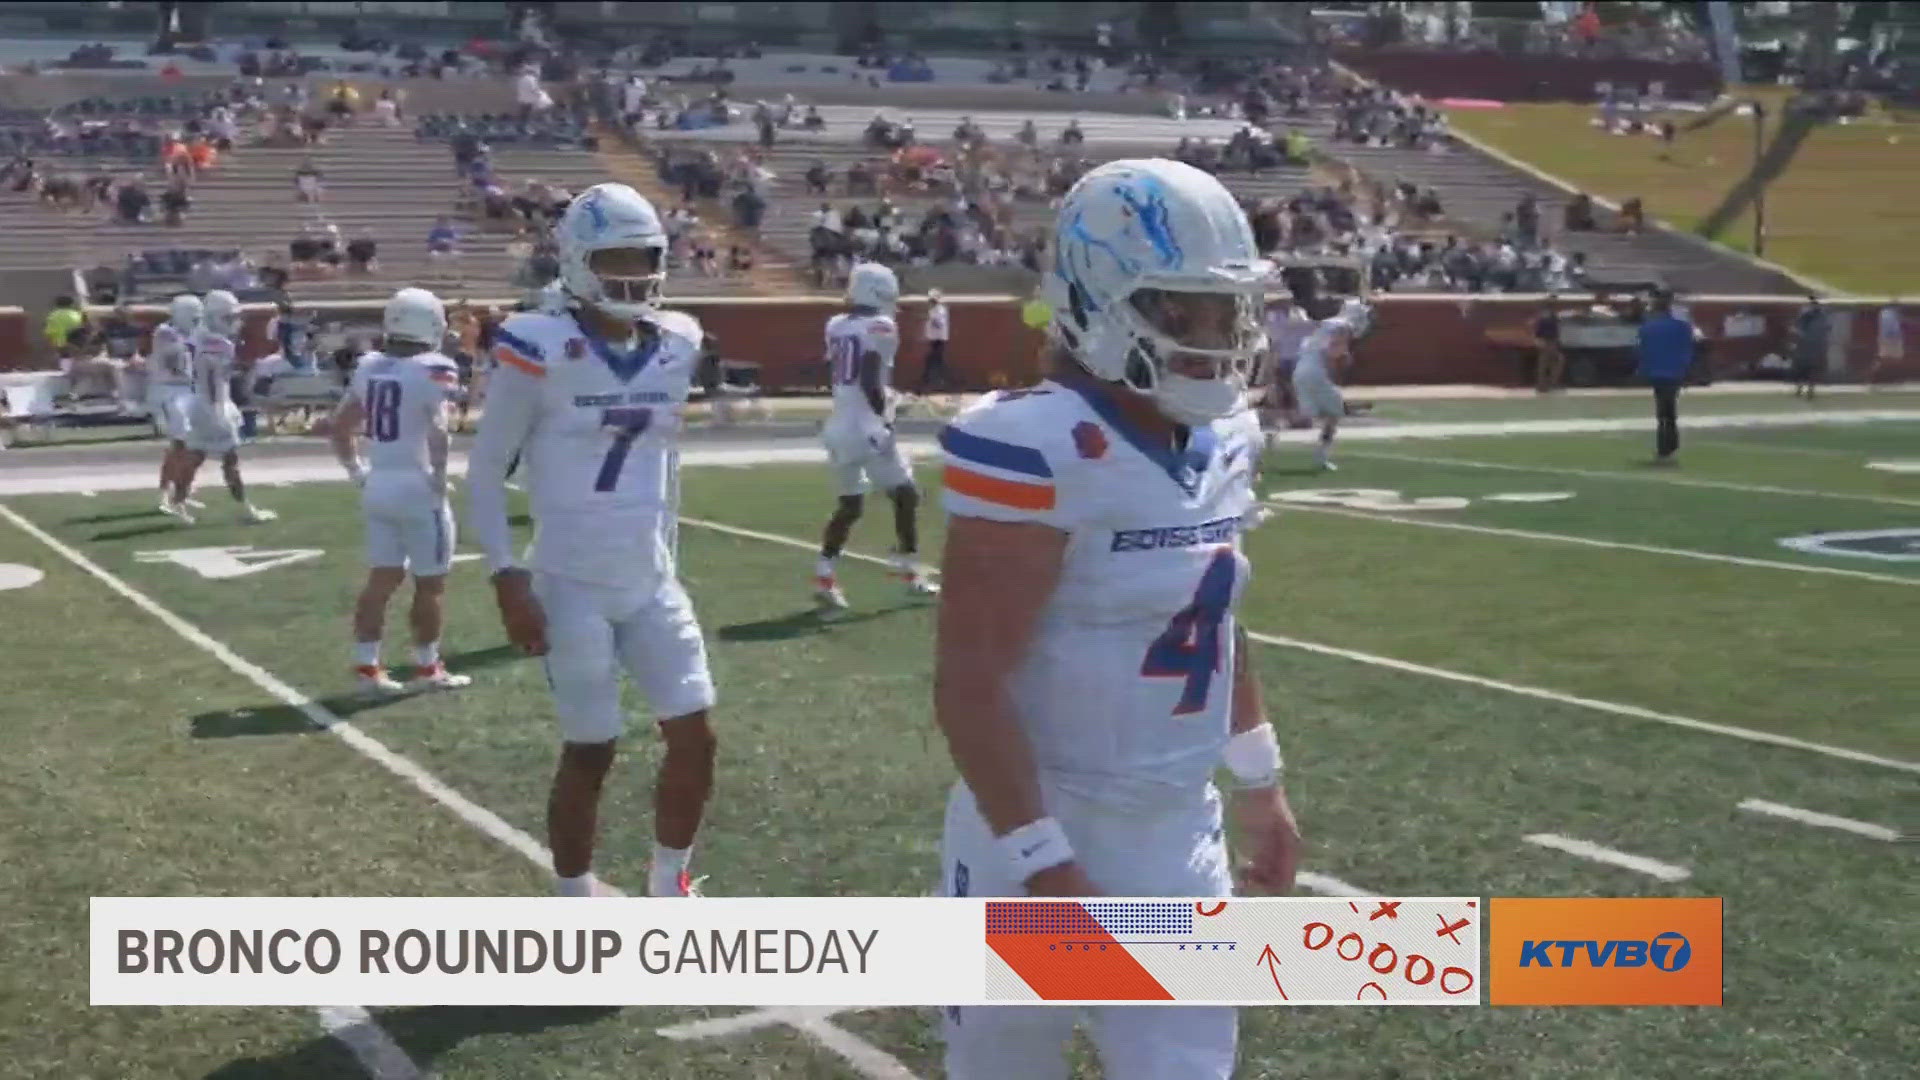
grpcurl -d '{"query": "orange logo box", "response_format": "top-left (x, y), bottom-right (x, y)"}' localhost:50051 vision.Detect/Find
top-left (1489, 898), bottom-right (1722, 1006)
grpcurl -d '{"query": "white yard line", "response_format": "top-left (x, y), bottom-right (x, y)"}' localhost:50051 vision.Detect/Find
top-left (1275, 503), bottom-right (1920, 588)
top-left (1522, 834), bottom-right (1692, 882)
top-left (1736, 799), bottom-right (1903, 842)
top-left (681, 517), bottom-right (1920, 777)
top-left (0, 502), bottom-right (922, 1080)
top-left (1346, 449), bottom-right (1920, 509)
top-left (1294, 872), bottom-right (1370, 897)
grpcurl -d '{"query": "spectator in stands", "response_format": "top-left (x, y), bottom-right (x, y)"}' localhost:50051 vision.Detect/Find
top-left (295, 159), bottom-right (324, 202)
top-left (347, 230), bottom-right (378, 273)
top-left (727, 245), bottom-right (754, 275)
top-left (1620, 196), bottom-right (1645, 233)
top-left (100, 303), bottom-right (142, 360)
top-left (1060, 118), bottom-right (1084, 146)
top-left (804, 158), bottom-right (830, 195)
top-left (326, 80), bottom-right (360, 122)
top-left (1565, 192), bottom-right (1597, 232)
top-left (801, 104), bottom-right (825, 131)
top-left (44, 295), bottom-right (84, 360)
top-left (61, 327), bottom-right (124, 400)
top-left (731, 182), bottom-right (766, 232)
top-left (160, 177), bottom-right (191, 227)
top-left (427, 215), bottom-right (459, 259)
top-left (373, 88), bottom-right (401, 127)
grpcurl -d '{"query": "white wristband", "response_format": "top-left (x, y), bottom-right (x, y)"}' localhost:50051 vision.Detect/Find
top-left (997, 817), bottom-right (1074, 883)
top-left (1224, 723), bottom-right (1283, 786)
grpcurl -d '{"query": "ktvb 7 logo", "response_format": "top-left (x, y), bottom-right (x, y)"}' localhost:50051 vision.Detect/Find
top-left (1489, 898), bottom-right (1721, 1006)
top-left (1518, 931), bottom-right (1691, 971)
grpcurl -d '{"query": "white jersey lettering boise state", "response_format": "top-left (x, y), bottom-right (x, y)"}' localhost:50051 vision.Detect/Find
top-left (150, 322), bottom-right (194, 386)
top-left (350, 350), bottom-right (459, 478)
top-left (479, 308), bottom-right (702, 589)
top-left (940, 381), bottom-right (1260, 807)
top-left (825, 312), bottom-right (897, 425)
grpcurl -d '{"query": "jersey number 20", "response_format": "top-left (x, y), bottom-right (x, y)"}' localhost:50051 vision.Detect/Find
top-left (364, 379), bottom-right (402, 442)
top-left (828, 335), bottom-right (862, 385)
top-left (1140, 549), bottom-right (1237, 715)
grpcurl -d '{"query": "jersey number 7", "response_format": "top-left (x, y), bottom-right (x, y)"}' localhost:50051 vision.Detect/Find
top-left (1140, 548), bottom-right (1237, 715)
top-left (594, 407), bottom-right (653, 491)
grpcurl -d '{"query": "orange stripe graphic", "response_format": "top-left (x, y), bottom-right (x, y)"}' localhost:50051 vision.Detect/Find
top-left (987, 902), bottom-right (1174, 1001)
top-left (492, 347), bottom-right (544, 378)
top-left (944, 465), bottom-right (1055, 511)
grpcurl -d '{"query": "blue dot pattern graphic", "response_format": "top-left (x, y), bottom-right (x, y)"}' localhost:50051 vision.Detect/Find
top-left (985, 902), bottom-right (1195, 936)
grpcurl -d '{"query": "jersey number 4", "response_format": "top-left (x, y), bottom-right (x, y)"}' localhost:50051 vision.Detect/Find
top-left (1140, 549), bottom-right (1237, 715)
top-left (364, 379), bottom-right (402, 442)
top-left (594, 407), bottom-right (653, 491)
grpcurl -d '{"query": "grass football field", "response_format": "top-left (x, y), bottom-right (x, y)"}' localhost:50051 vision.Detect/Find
top-left (1, 410), bottom-right (1916, 1079)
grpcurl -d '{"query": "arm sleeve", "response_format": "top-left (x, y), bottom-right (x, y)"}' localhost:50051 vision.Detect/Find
top-left (465, 361), bottom-right (540, 573)
top-left (939, 400), bottom-right (1071, 530)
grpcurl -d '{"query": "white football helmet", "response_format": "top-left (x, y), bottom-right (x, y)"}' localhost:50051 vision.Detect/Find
top-left (168, 293), bottom-right (203, 332)
top-left (556, 182), bottom-right (667, 321)
top-left (1043, 158), bottom-right (1272, 424)
top-left (384, 287), bottom-right (446, 348)
top-left (1334, 297), bottom-right (1373, 337)
top-left (846, 261), bottom-right (900, 313)
top-left (202, 289), bottom-right (242, 337)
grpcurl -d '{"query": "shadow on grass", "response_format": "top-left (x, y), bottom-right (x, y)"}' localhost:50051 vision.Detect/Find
top-left (65, 508), bottom-right (166, 525)
top-left (204, 1006), bottom-right (623, 1080)
top-left (92, 521), bottom-right (190, 542)
top-left (189, 644), bottom-right (531, 738)
top-left (718, 603), bottom-right (914, 642)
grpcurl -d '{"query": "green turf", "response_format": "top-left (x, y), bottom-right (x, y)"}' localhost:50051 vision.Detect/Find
top-left (4, 423), bottom-right (1917, 1078)
top-left (1446, 97), bottom-right (1920, 295)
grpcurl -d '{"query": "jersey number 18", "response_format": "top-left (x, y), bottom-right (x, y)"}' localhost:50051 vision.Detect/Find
top-left (1140, 548), bottom-right (1237, 715)
top-left (364, 379), bottom-right (402, 442)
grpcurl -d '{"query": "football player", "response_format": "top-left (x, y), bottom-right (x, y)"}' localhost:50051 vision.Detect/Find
top-left (329, 287), bottom-right (472, 695)
top-left (172, 290), bottom-right (275, 524)
top-left (1292, 298), bottom-right (1369, 471)
top-left (151, 293), bottom-right (205, 519)
top-left (467, 183), bottom-right (718, 899)
top-left (933, 158), bottom-right (1301, 1080)
top-left (812, 261), bottom-right (937, 610)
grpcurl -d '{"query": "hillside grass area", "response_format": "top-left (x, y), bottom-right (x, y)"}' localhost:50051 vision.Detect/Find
top-left (1446, 91), bottom-right (1920, 296)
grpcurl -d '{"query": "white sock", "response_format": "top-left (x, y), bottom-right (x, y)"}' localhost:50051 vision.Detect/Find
top-left (555, 873), bottom-right (595, 897)
top-left (353, 641), bottom-right (381, 667)
top-left (650, 845), bottom-right (692, 895)
top-left (414, 641), bottom-right (440, 669)
top-left (815, 555), bottom-right (837, 581)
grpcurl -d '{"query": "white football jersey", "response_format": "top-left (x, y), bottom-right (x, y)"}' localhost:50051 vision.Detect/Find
top-left (1266, 306), bottom-right (1314, 365)
top-left (187, 330), bottom-right (237, 414)
top-left (825, 310), bottom-right (898, 426)
top-left (350, 350), bottom-right (460, 480)
top-left (469, 306), bottom-right (703, 590)
top-left (150, 322), bottom-right (195, 386)
top-left (1295, 319), bottom-right (1341, 380)
top-left (941, 380), bottom-right (1262, 808)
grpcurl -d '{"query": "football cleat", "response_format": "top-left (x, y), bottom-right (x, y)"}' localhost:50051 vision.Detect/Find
top-left (813, 575), bottom-right (849, 611)
top-left (183, 496), bottom-right (206, 510)
top-left (892, 558), bottom-right (940, 596)
top-left (407, 664), bottom-right (472, 692)
top-left (354, 665), bottom-right (404, 695)
top-left (239, 504), bottom-right (277, 524)
top-left (161, 499), bottom-right (195, 524)
top-left (652, 871), bottom-right (706, 898)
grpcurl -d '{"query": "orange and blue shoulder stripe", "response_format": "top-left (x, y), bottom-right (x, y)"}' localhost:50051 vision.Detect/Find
top-left (492, 326), bottom-right (546, 378)
top-left (940, 425), bottom-right (1055, 511)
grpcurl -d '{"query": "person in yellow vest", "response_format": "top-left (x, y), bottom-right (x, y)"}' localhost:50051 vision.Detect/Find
top-left (44, 295), bottom-right (85, 360)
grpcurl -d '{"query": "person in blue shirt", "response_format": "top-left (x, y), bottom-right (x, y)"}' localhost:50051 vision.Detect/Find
top-left (1636, 291), bottom-right (1696, 464)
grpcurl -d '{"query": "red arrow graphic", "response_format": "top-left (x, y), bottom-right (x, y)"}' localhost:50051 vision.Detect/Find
top-left (1257, 944), bottom-right (1288, 1000)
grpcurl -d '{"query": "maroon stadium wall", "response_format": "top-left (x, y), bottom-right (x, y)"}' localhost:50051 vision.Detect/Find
top-left (21, 296), bottom-right (1917, 388)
